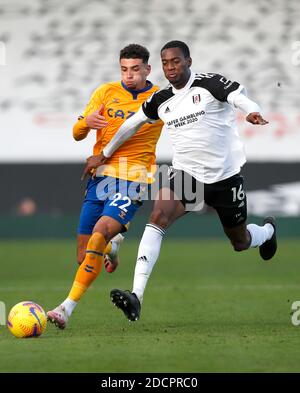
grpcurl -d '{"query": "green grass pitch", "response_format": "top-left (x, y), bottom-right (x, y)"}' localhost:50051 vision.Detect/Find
top-left (0, 238), bottom-right (300, 372)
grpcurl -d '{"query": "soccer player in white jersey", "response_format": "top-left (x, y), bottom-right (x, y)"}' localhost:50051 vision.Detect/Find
top-left (85, 40), bottom-right (277, 321)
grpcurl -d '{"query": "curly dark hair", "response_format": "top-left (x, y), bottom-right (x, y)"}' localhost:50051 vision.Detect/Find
top-left (120, 44), bottom-right (150, 64)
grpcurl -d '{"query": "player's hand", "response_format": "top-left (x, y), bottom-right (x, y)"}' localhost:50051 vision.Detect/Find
top-left (81, 152), bottom-right (108, 180)
top-left (246, 112), bottom-right (269, 125)
top-left (85, 104), bottom-right (108, 129)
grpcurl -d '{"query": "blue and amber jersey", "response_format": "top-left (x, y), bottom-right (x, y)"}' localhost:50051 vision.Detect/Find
top-left (76, 81), bottom-right (163, 183)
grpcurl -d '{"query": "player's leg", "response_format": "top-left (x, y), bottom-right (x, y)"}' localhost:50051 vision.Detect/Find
top-left (132, 187), bottom-right (186, 298)
top-left (48, 176), bottom-right (143, 328)
top-left (76, 177), bottom-right (124, 270)
top-left (77, 234), bottom-right (90, 265)
top-left (211, 173), bottom-right (277, 258)
top-left (77, 233), bottom-right (124, 271)
top-left (69, 216), bottom-right (122, 302)
top-left (47, 216), bottom-right (124, 328)
top-left (111, 186), bottom-right (186, 321)
top-left (222, 221), bottom-right (251, 251)
top-left (223, 218), bottom-right (276, 257)
top-left (103, 233), bottom-right (125, 272)
top-left (130, 169), bottom-right (202, 306)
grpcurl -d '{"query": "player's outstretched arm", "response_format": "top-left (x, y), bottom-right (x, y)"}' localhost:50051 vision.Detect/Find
top-left (103, 107), bottom-right (150, 157)
top-left (227, 90), bottom-right (269, 126)
top-left (81, 107), bottom-right (150, 180)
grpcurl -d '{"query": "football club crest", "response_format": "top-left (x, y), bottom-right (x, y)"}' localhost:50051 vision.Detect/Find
top-left (192, 94), bottom-right (201, 104)
top-left (118, 211), bottom-right (127, 219)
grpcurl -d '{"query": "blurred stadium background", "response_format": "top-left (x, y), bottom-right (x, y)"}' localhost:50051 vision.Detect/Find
top-left (1, 0), bottom-right (300, 238)
top-left (1, 0), bottom-right (300, 373)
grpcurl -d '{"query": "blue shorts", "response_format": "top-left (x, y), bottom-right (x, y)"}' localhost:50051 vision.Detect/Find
top-left (78, 176), bottom-right (145, 235)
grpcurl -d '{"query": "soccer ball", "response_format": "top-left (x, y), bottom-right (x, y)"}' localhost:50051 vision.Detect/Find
top-left (7, 301), bottom-right (47, 338)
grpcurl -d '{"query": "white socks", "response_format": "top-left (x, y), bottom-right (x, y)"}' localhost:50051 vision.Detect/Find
top-left (247, 223), bottom-right (274, 248)
top-left (61, 298), bottom-right (77, 317)
top-left (132, 223), bottom-right (165, 303)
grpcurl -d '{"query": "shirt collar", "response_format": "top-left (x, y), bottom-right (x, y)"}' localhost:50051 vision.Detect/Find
top-left (121, 80), bottom-right (153, 99)
top-left (171, 71), bottom-right (195, 94)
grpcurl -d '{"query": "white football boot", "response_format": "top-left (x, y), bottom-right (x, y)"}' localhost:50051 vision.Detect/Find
top-left (104, 233), bottom-right (124, 273)
top-left (47, 305), bottom-right (69, 329)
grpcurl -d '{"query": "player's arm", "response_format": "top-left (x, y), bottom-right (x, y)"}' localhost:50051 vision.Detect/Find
top-left (101, 91), bottom-right (160, 156)
top-left (203, 74), bottom-right (268, 125)
top-left (73, 84), bottom-right (109, 141)
top-left (81, 107), bottom-right (151, 179)
top-left (227, 87), bottom-right (268, 125)
top-left (73, 116), bottom-right (90, 141)
top-left (73, 104), bottom-right (108, 141)
top-left (103, 107), bottom-right (150, 157)
top-left (81, 92), bottom-right (160, 179)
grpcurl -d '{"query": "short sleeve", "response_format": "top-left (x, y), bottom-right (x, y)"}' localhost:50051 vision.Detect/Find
top-left (197, 73), bottom-right (241, 102)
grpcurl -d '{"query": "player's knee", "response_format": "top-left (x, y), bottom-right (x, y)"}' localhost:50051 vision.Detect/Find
top-left (150, 208), bottom-right (170, 229)
top-left (93, 224), bottom-right (115, 243)
top-left (231, 240), bottom-right (248, 252)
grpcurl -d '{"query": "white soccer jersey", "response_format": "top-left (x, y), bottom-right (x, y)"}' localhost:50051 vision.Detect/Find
top-left (142, 71), bottom-right (249, 184)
